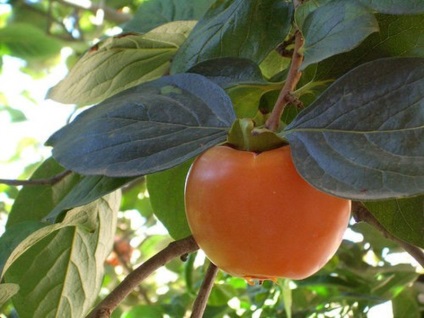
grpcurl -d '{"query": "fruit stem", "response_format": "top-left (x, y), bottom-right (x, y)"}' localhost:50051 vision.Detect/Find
top-left (265, 29), bottom-right (304, 132)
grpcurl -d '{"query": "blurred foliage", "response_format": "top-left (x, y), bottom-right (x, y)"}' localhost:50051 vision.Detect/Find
top-left (0, 0), bottom-right (423, 317)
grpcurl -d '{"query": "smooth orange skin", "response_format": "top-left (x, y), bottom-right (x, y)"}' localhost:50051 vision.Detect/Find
top-left (185, 145), bottom-right (351, 280)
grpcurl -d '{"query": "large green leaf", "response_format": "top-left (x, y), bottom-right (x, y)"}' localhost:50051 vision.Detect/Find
top-left (48, 21), bottom-right (195, 105)
top-left (283, 57), bottom-right (424, 200)
top-left (358, 0), bottom-right (424, 14)
top-left (365, 196), bottom-right (424, 248)
top-left (124, 0), bottom-right (215, 33)
top-left (299, 0), bottom-right (379, 69)
top-left (315, 13), bottom-right (424, 81)
top-left (171, 0), bottom-right (294, 73)
top-left (0, 23), bottom-right (61, 60)
top-left (188, 58), bottom-right (282, 117)
top-left (146, 160), bottom-right (192, 240)
top-left (44, 175), bottom-right (135, 222)
top-left (0, 283), bottom-right (19, 305)
top-left (46, 74), bottom-right (236, 177)
top-left (6, 158), bottom-right (81, 228)
top-left (3, 193), bottom-right (119, 317)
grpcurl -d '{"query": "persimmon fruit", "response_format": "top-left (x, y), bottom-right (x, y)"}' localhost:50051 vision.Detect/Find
top-left (184, 145), bottom-right (351, 281)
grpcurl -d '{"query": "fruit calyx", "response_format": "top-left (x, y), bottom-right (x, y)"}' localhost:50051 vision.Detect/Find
top-left (227, 118), bottom-right (287, 153)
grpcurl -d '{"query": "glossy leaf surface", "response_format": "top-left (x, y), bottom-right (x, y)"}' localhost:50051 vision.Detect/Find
top-left (284, 57), bottom-right (424, 200)
top-left (188, 58), bottom-right (281, 117)
top-left (47, 74), bottom-right (235, 177)
top-left (171, 0), bottom-right (293, 73)
top-left (299, 0), bottom-right (379, 69)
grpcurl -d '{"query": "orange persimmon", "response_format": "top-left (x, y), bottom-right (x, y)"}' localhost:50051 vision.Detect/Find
top-left (185, 145), bottom-right (351, 281)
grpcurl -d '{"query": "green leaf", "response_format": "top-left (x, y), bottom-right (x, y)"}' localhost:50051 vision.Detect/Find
top-left (0, 23), bottom-right (61, 60)
top-left (3, 193), bottom-right (119, 318)
top-left (187, 57), bottom-right (282, 118)
top-left (284, 57), bottom-right (424, 200)
top-left (0, 221), bottom-right (46, 276)
top-left (121, 305), bottom-right (164, 318)
top-left (188, 58), bottom-right (267, 87)
top-left (0, 106), bottom-right (27, 122)
top-left (44, 175), bottom-right (135, 222)
top-left (227, 118), bottom-right (287, 152)
top-left (1, 202), bottom-right (99, 280)
top-left (124, 0), bottom-right (215, 33)
top-left (314, 13), bottom-right (424, 81)
top-left (358, 0), bottom-right (424, 14)
top-left (171, 0), bottom-right (294, 73)
top-left (299, 0), bottom-right (379, 69)
top-left (392, 288), bottom-right (421, 318)
top-left (370, 266), bottom-right (418, 300)
top-left (6, 158), bottom-right (81, 228)
top-left (364, 196), bottom-right (424, 248)
top-left (47, 73), bottom-right (236, 177)
top-left (48, 21), bottom-right (195, 105)
top-left (351, 222), bottom-right (399, 255)
top-left (146, 160), bottom-right (192, 240)
top-left (0, 283), bottom-right (19, 306)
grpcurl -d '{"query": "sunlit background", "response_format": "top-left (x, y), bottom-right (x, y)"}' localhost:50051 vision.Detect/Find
top-left (1, 1), bottom-right (422, 317)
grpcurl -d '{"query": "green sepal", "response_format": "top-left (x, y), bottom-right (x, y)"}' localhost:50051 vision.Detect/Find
top-left (227, 118), bottom-right (287, 153)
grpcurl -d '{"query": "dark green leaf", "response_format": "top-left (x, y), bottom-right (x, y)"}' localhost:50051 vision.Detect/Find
top-left (284, 57), bottom-right (424, 200)
top-left (171, 0), bottom-right (294, 73)
top-left (47, 74), bottom-right (235, 177)
top-left (124, 0), bottom-right (215, 33)
top-left (365, 196), bottom-right (424, 248)
top-left (48, 22), bottom-right (195, 105)
top-left (358, 0), bottom-right (424, 14)
top-left (4, 194), bottom-right (119, 318)
top-left (188, 58), bottom-right (282, 117)
top-left (44, 175), bottom-right (135, 222)
top-left (314, 13), bottom-right (424, 81)
top-left (299, 0), bottom-right (379, 69)
top-left (146, 160), bottom-right (192, 240)
top-left (6, 158), bottom-right (81, 227)
top-left (188, 58), bottom-right (267, 88)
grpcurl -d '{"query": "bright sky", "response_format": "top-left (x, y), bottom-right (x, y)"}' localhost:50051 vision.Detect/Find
top-left (0, 53), bottom-right (74, 179)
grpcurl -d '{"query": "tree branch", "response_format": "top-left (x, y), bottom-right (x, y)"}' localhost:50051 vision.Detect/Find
top-left (190, 262), bottom-right (219, 318)
top-left (352, 201), bottom-right (424, 268)
top-left (86, 236), bottom-right (199, 318)
top-left (265, 29), bottom-right (304, 132)
top-left (0, 170), bottom-right (72, 186)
